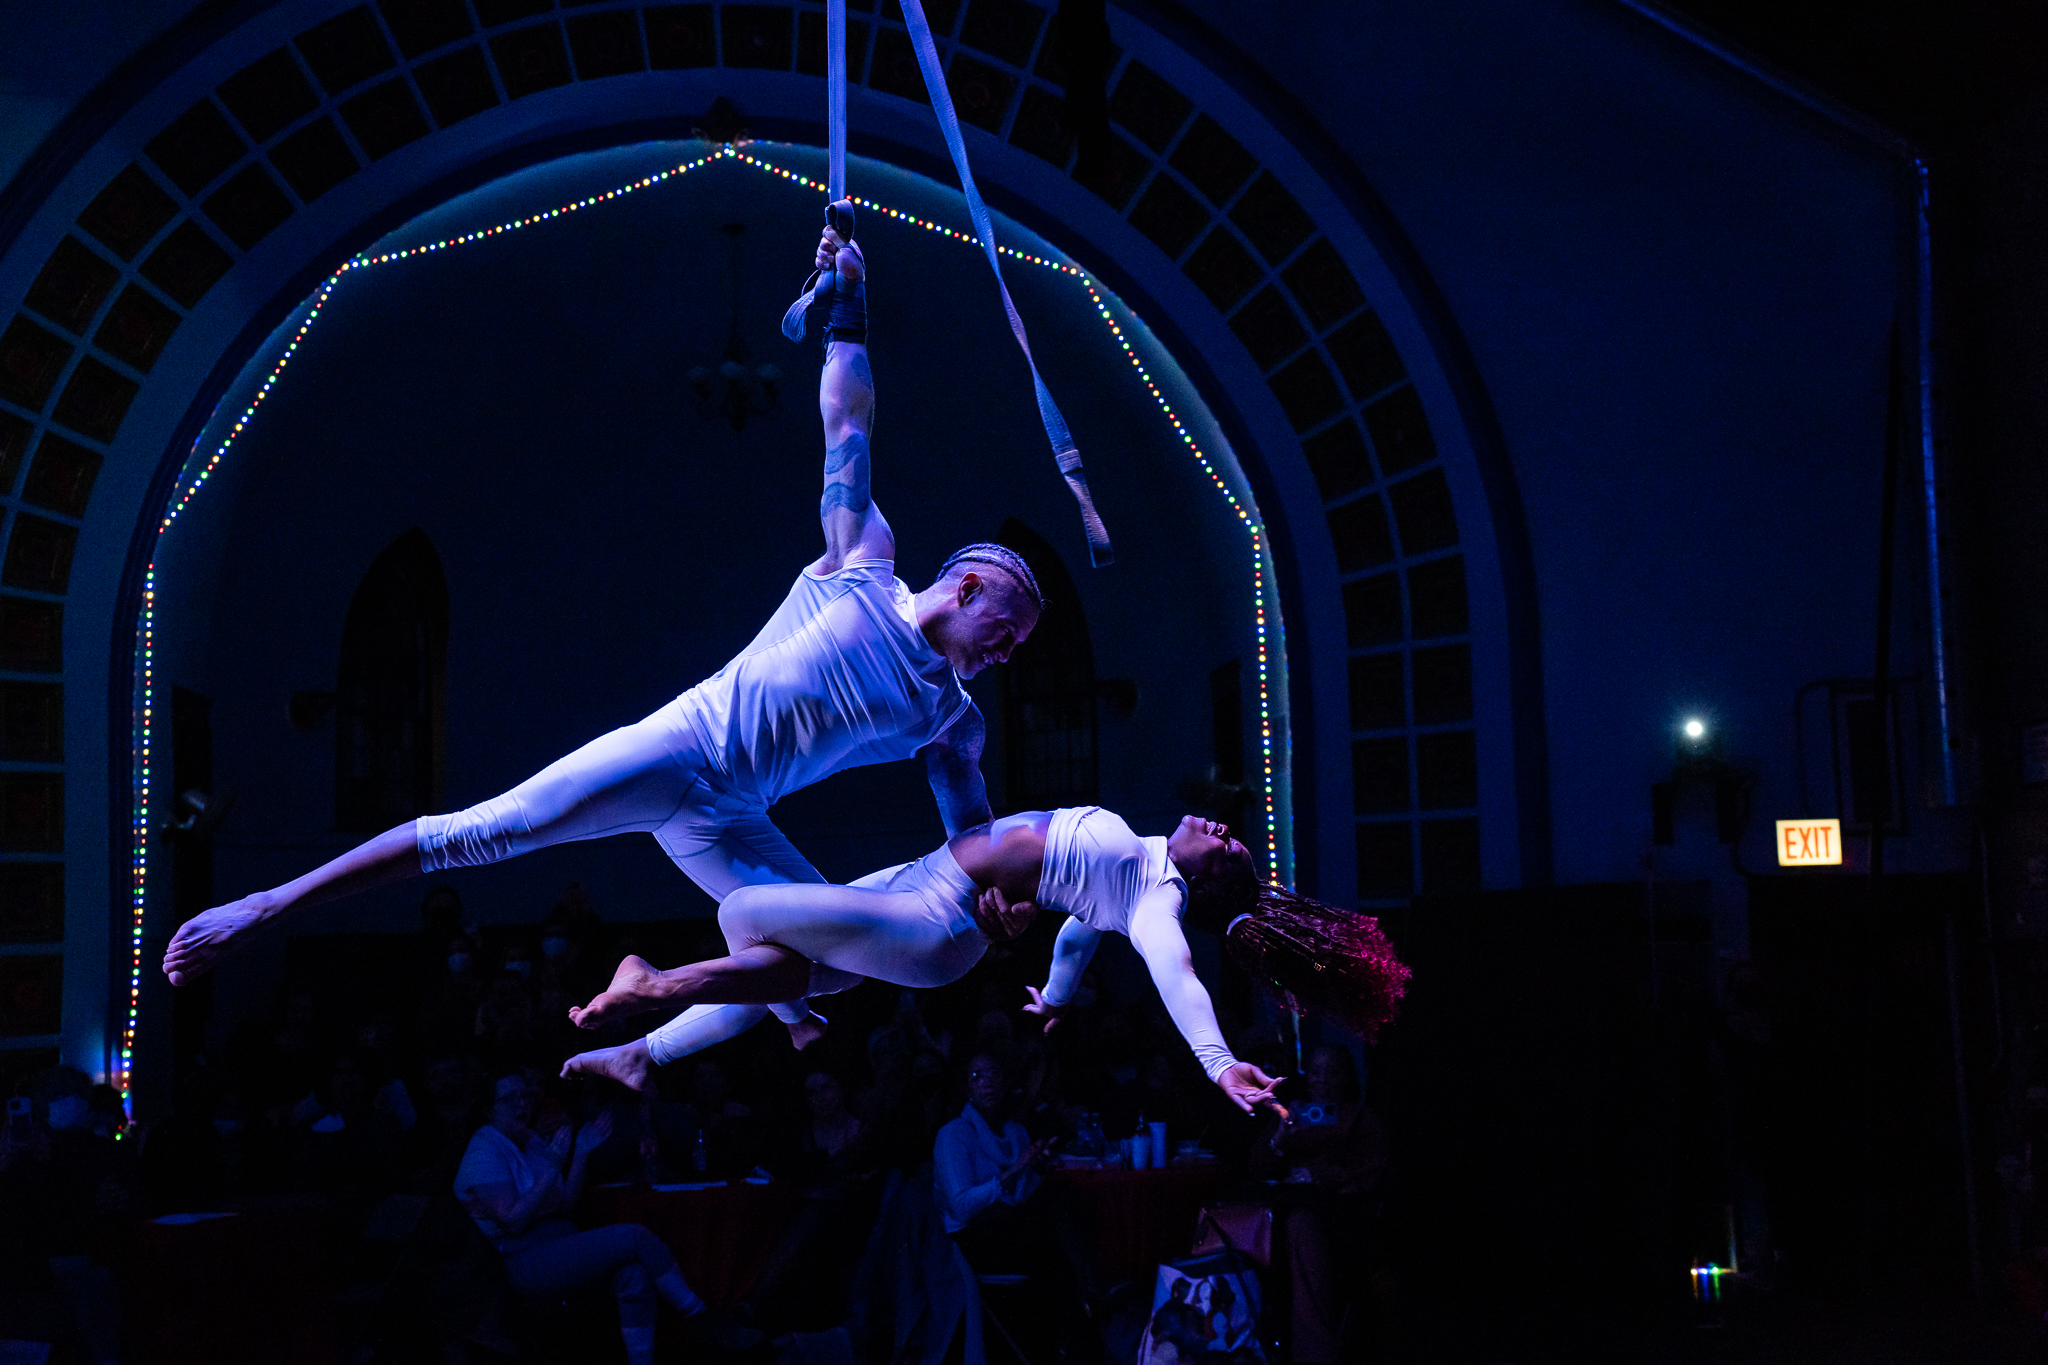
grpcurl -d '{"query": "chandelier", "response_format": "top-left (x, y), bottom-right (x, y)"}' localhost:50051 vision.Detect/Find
top-left (687, 222), bottom-right (781, 433)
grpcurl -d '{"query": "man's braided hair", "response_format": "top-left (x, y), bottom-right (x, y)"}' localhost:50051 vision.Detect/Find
top-left (938, 543), bottom-right (1047, 611)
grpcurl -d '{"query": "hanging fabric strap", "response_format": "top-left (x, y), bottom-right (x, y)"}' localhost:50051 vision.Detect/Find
top-left (896, 0), bottom-right (1111, 566)
top-left (780, 0), bottom-right (851, 344)
top-left (781, 0), bottom-right (1112, 565)
top-left (827, 0), bottom-right (847, 201)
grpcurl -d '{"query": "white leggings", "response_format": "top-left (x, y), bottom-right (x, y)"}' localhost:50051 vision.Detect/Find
top-left (415, 697), bottom-right (827, 1024)
top-left (645, 844), bottom-right (989, 1066)
top-left (415, 696), bottom-right (825, 896)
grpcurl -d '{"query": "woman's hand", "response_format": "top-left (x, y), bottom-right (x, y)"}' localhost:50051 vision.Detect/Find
top-left (1000, 1136), bottom-right (1056, 1186)
top-left (573, 1111), bottom-right (614, 1159)
top-left (1021, 986), bottom-right (1066, 1034)
top-left (1216, 1062), bottom-right (1288, 1118)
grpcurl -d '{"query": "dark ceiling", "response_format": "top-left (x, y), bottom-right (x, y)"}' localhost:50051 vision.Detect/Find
top-left (1658, 0), bottom-right (2048, 148)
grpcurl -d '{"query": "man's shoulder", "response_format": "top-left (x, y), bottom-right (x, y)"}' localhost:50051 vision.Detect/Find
top-left (801, 555), bottom-right (899, 585)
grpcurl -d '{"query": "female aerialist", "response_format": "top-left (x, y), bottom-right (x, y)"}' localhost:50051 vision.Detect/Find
top-left (162, 222), bottom-right (1030, 1051)
top-left (559, 809), bottom-right (1410, 1117)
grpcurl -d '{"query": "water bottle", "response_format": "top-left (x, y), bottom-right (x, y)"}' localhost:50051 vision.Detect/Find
top-left (691, 1128), bottom-right (708, 1175)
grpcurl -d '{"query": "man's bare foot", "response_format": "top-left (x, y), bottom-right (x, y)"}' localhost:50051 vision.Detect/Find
top-left (569, 955), bottom-right (669, 1029)
top-left (783, 1010), bottom-right (828, 1051)
top-left (561, 1038), bottom-right (654, 1092)
top-left (162, 896), bottom-right (273, 986)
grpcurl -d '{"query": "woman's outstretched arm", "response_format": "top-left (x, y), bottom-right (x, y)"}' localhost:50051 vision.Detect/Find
top-left (1127, 887), bottom-right (1285, 1115)
top-left (1025, 916), bottom-right (1103, 1032)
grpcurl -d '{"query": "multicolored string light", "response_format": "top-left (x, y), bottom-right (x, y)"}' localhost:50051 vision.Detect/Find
top-left (129, 141), bottom-right (1294, 1099)
top-left (726, 146), bottom-right (1286, 877)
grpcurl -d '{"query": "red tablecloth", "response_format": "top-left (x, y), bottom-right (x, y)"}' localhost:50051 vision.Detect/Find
top-left (1055, 1164), bottom-right (1225, 1284)
top-left (586, 1181), bottom-right (800, 1309)
top-left (119, 1204), bottom-right (339, 1365)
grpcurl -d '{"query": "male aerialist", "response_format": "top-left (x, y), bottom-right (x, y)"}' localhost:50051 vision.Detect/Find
top-left (162, 220), bottom-right (1038, 1049)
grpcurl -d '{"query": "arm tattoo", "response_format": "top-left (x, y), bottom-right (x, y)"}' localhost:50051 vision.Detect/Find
top-left (849, 350), bottom-right (873, 391)
top-left (925, 705), bottom-right (992, 835)
top-left (824, 431), bottom-right (868, 475)
top-left (821, 476), bottom-right (871, 516)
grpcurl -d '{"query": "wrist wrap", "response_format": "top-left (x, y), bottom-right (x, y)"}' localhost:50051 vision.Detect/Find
top-left (823, 267), bottom-right (866, 346)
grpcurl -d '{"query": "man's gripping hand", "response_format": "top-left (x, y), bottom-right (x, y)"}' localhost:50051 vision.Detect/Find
top-left (974, 886), bottom-right (1036, 941)
top-left (817, 226), bottom-right (863, 283)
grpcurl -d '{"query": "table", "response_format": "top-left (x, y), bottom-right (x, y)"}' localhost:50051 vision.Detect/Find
top-left (119, 1203), bottom-right (339, 1365)
top-left (1054, 1164), bottom-right (1225, 1284)
top-left (586, 1180), bottom-right (800, 1309)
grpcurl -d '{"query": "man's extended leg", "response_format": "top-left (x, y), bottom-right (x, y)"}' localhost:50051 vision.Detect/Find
top-left (165, 701), bottom-right (711, 984)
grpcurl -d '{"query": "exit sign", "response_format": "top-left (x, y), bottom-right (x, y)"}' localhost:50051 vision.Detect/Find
top-left (1776, 819), bottom-right (1843, 867)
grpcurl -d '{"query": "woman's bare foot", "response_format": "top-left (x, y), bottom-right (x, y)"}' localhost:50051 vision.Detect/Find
top-left (569, 955), bottom-right (670, 1029)
top-left (162, 895), bottom-right (274, 986)
top-left (561, 1038), bottom-right (654, 1092)
top-left (782, 1009), bottom-right (828, 1051)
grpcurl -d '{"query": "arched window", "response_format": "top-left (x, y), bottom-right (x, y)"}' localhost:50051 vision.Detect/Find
top-left (994, 518), bottom-right (1097, 812)
top-left (335, 528), bottom-right (448, 831)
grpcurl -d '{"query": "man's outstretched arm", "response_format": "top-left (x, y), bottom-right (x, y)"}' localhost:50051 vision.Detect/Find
top-left (924, 702), bottom-right (993, 837)
top-left (814, 225), bottom-right (893, 573)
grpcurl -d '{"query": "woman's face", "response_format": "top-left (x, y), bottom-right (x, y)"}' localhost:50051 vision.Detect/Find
top-left (1167, 816), bottom-right (1252, 880)
top-left (805, 1073), bottom-right (845, 1120)
top-left (491, 1077), bottom-right (535, 1131)
top-left (967, 1055), bottom-right (1008, 1114)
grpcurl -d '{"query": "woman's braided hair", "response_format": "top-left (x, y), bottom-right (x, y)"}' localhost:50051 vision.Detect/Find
top-left (1187, 864), bottom-right (1411, 1041)
top-left (938, 543), bottom-right (1047, 611)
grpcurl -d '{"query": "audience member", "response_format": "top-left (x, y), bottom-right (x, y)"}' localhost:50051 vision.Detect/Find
top-left (455, 1071), bottom-right (759, 1364)
top-left (289, 1050), bottom-right (411, 1219)
top-left (934, 1050), bottom-right (1096, 1353)
top-left (745, 1068), bottom-right (884, 1328)
top-left (475, 965), bottom-right (541, 1065)
top-left (1248, 1044), bottom-right (1388, 1364)
top-left (666, 1058), bottom-right (759, 1178)
top-left (417, 932), bottom-right (488, 1053)
top-left (0, 1066), bottom-right (128, 1365)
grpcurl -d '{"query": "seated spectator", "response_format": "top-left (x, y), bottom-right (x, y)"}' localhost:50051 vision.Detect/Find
top-left (1248, 1044), bottom-right (1389, 1365)
top-left (660, 1058), bottom-right (758, 1178)
top-left (85, 1085), bottom-right (126, 1142)
top-left (266, 989), bottom-right (335, 1109)
top-left (0, 1066), bottom-right (128, 1365)
top-left (289, 1051), bottom-right (410, 1217)
top-left (418, 933), bottom-right (487, 1053)
top-left (893, 989), bottom-right (954, 1059)
top-left (405, 1052), bottom-right (482, 1190)
top-left (934, 1050), bottom-right (1096, 1349)
top-left (475, 964), bottom-right (540, 1065)
top-left (456, 1071), bottom-right (758, 1364)
top-left (745, 1069), bottom-right (884, 1328)
top-left (414, 885), bottom-right (468, 991)
top-left (536, 912), bottom-right (595, 1021)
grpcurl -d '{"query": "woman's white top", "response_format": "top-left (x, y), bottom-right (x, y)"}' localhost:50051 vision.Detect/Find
top-left (680, 559), bottom-right (971, 804)
top-left (1037, 806), bottom-right (1238, 1082)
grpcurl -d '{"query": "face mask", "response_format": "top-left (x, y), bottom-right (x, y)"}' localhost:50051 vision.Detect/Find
top-left (448, 954), bottom-right (472, 975)
top-left (46, 1095), bottom-right (87, 1132)
top-left (506, 960), bottom-right (532, 979)
top-left (214, 1118), bottom-right (244, 1137)
top-left (541, 937), bottom-right (571, 960)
